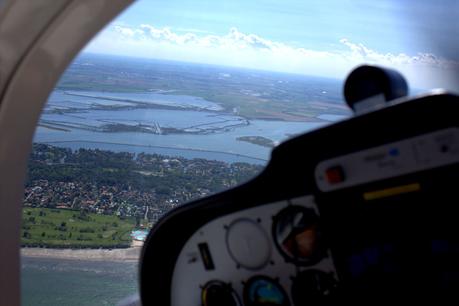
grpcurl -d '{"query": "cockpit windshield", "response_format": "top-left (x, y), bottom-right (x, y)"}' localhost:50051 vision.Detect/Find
top-left (21, 1), bottom-right (458, 305)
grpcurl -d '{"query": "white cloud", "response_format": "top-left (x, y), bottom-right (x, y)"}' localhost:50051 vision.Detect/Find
top-left (85, 24), bottom-right (459, 90)
top-left (113, 25), bottom-right (144, 38)
top-left (339, 38), bottom-right (453, 68)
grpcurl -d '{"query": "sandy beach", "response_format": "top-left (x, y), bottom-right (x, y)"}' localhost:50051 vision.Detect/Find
top-left (21, 246), bottom-right (142, 261)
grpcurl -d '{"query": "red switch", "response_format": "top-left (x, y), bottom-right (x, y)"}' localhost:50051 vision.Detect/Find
top-left (325, 166), bottom-right (345, 184)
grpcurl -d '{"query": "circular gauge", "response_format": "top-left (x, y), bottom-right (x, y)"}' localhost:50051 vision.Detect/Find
top-left (226, 218), bottom-right (271, 270)
top-left (243, 276), bottom-right (290, 306)
top-left (291, 270), bottom-right (337, 306)
top-left (202, 280), bottom-right (242, 306)
top-left (272, 206), bottom-right (325, 265)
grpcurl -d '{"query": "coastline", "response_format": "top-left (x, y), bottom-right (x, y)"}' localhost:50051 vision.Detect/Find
top-left (41, 139), bottom-right (269, 162)
top-left (21, 246), bottom-right (142, 262)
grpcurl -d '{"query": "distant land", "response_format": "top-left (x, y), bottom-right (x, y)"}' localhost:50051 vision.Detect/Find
top-left (57, 53), bottom-right (351, 122)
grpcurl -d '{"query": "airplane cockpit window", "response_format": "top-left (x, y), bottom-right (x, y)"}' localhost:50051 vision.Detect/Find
top-left (19, 0), bottom-right (458, 305)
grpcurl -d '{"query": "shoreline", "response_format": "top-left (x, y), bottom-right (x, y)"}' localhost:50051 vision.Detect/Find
top-left (21, 246), bottom-right (142, 262)
top-left (41, 139), bottom-right (269, 162)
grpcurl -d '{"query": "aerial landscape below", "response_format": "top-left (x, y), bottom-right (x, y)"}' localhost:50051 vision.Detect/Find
top-left (24, 54), bottom-right (350, 251)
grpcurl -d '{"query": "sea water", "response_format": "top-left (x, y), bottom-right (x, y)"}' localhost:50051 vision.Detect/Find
top-left (21, 257), bottom-right (138, 306)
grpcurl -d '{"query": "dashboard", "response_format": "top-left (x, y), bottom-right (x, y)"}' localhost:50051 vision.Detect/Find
top-left (140, 91), bottom-right (459, 305)
top-left (172, 195), bottom-right (337, 306)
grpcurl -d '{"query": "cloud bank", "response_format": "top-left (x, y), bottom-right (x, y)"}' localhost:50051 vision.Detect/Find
top-left (85, 24), bottom-right (459, 90)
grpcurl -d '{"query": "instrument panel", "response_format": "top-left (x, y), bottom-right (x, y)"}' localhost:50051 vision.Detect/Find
top-left (171, 196), bottom-right (338, 306)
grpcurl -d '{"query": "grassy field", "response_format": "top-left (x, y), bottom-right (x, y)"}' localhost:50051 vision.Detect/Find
top-left (21, 208), bottom-right (136, 248)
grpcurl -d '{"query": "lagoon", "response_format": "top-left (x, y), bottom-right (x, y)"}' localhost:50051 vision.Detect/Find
top-left (36, 90), bottom-right (334, 163)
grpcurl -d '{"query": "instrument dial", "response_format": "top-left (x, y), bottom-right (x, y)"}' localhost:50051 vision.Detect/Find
top-left (273, 206), bottom-right (325, 265)
top-left (202, 280), bottom-right (241, 306)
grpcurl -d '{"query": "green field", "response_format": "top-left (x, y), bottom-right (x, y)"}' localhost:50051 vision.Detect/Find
top-left (21, 208), bottom-right (136, 248)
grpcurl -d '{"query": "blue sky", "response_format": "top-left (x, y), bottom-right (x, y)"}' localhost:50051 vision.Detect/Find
top-left (85, 0), bottom-right (459, 90)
